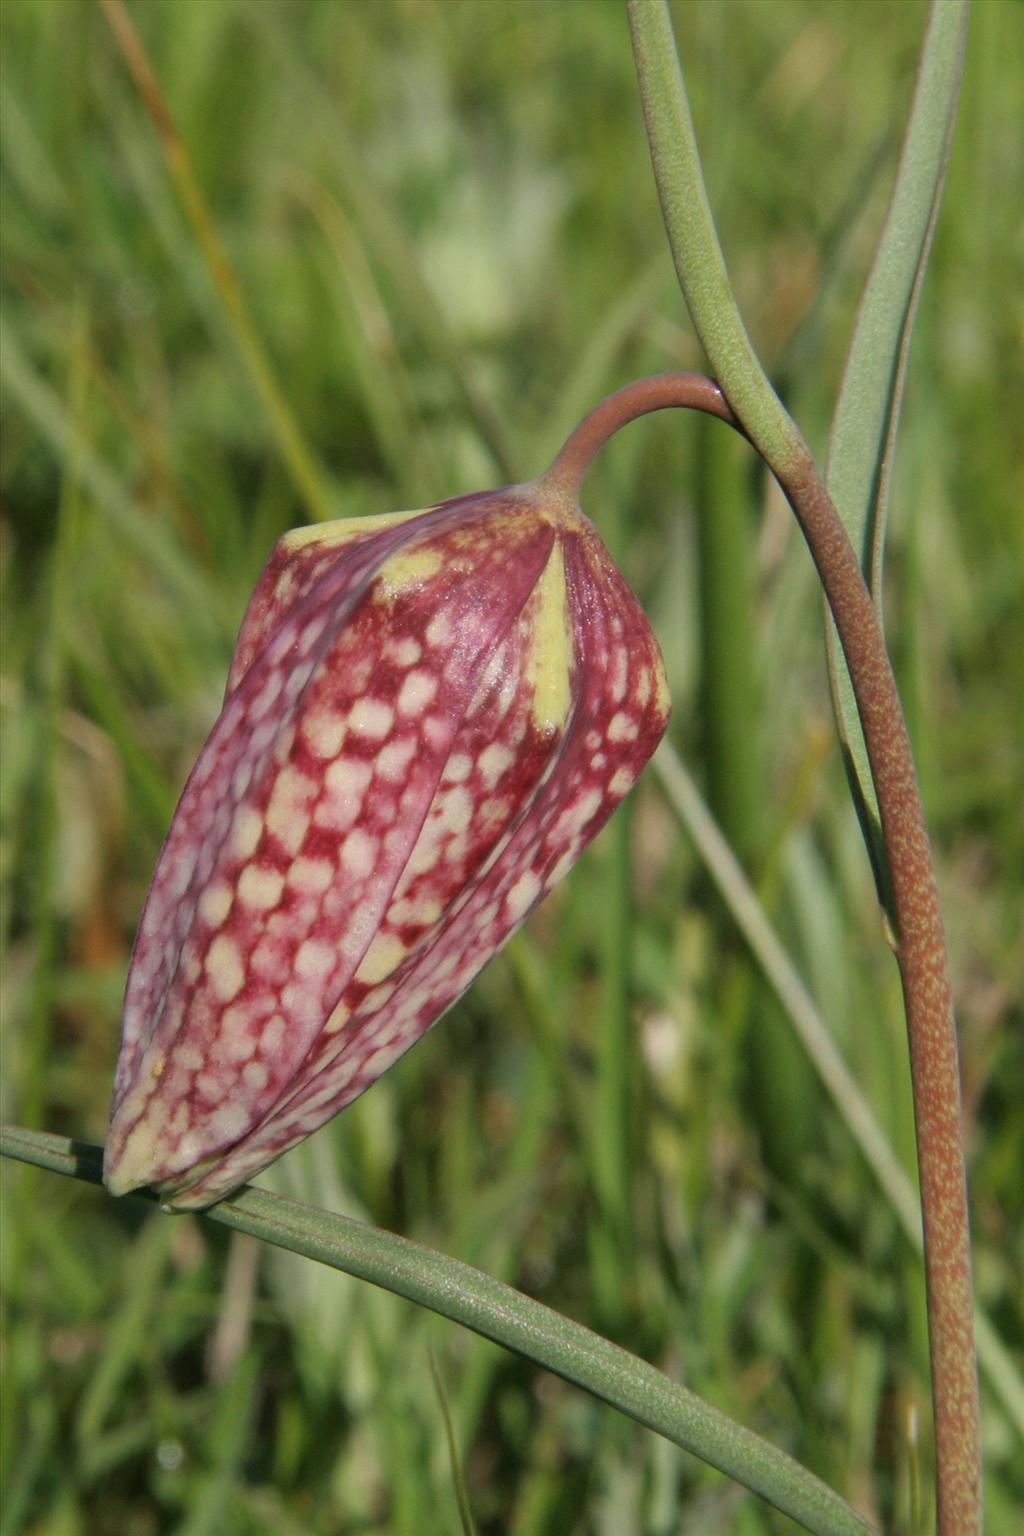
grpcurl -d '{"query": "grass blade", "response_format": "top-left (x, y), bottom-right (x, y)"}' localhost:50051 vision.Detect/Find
top-left (97, 0), bottom-right (333, 524)
top-left (825, 0), bottom-right (970, 902)
top-left (0, 319), bottom-right (214, 622)
top-left (1, 1126), bottom-right (875, 1536)
top-left (653, 741), bottom-right (1022, 1441)
top-left (250, 4), bottom-right (519, 484)
top-left (626, 0), bottom-right (803, 471)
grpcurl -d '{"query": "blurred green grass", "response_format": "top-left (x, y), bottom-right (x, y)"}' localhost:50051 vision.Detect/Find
top-left (1, 1), bottom-right (1020, 1532)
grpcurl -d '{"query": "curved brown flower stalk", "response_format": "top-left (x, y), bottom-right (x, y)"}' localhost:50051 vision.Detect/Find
top-left (541, 372), bottom-right (980, 1534)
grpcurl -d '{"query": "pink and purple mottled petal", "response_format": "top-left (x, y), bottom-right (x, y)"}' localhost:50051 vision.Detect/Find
top-left (107, 498), bottom-right (556, 1193)
top-left (104, 483), bottom-right (669, 1207)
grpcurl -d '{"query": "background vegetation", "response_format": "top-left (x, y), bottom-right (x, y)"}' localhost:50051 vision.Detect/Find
top-left (1, 1), bottom-right (1020, 1531)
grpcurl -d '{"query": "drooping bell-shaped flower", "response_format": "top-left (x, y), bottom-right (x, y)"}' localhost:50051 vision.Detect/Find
top-left (104, 468), bottom-right (671, 1209)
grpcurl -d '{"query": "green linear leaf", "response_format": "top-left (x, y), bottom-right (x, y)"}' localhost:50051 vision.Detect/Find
top-left (625, 0), bottom-right (803, 471)
top-left (251, 4), bottom-right (519, 485)
top-left (0, 318), bottom-right (219, 631)
top-left (1, 1126), bottom-right (874, 1536)
top-left (653, 742), bottom-right (1024, 1442)
top-left (825, 0), bottom-right (970, 908)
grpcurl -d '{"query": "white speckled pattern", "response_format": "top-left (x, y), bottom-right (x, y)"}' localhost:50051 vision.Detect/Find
top-left (103, 485), bottom-right (670, 1207)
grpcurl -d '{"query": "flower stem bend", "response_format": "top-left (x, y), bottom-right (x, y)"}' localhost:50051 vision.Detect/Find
top-left (541, 372), bottom-right (738, 500)
top-left (540, 372), bottom-right (980, 1535)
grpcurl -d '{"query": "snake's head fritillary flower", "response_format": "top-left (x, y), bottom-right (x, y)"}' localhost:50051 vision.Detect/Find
top-left (104, 480), bottom-right (669, 1208)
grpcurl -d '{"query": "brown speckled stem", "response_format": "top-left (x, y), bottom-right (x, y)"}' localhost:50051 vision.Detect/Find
top-left (777, 452), bottom-right (979, 1536)
top-left (543, 373), bottom-right (980, 1534)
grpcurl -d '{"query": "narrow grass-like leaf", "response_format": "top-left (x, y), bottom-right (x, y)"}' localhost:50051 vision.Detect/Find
top-left (1, 1126), bottom-right (874, 1536)
top-left (179, 1351), bottom-right (260, 1536)
top-left (625, 0), bottom-right (803, 471)
top-left (654, 744), bottom-right (920, 1237)
top-left (535, 255), bottom-right (667, 470)
top-left (74, 1218), bottom-right (175, 1446)
top-left (825, 0), bottom-right (970, 904)
top-left (429, 1345), bottom-right (479, 1536)
top-left (625, 8), bottom-right (981, 1518)
top-left (588, 801), bottom-right (635, 1326)
top-left (652, 741), bottom-right (1023, 1440)
top-left (98, 0), bottom-right (333, 525)
top-left (282, 170), bottom-right (442, 503)
top-left (67, 654), bottom-right (178, 836)
top-left (0, 320), bottom-right (214, 624)
top-left (251, 4), bottom-right (519, 484)
top-left (15, 304), bottom-right (87, 1136)
top-left (695, 418), bottom-right (762, 862)
top-left (0, 1397), bottom-right (51, 1536)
